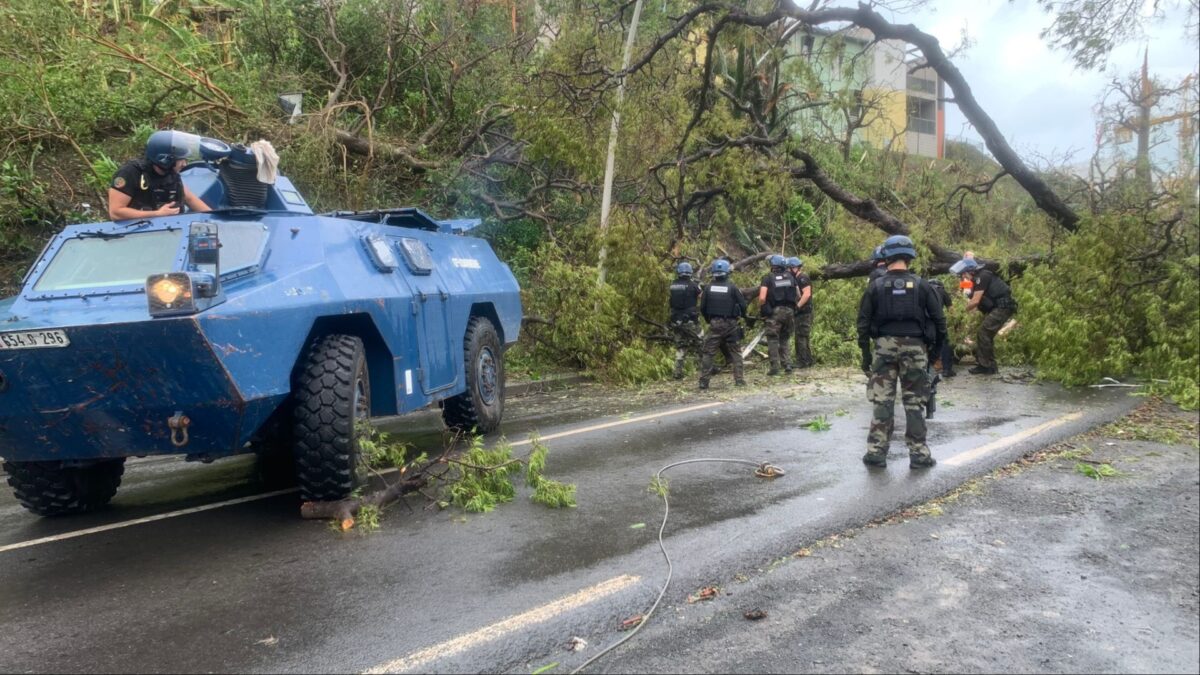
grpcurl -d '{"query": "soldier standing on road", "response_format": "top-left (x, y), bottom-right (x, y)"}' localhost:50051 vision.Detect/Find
top-left (757, 255), bottom-right (798, 376)
top-left (956, 258), bottom-right (1017, 375)
top-left (668, 262), bottom-right (703, 380)
top-left (788, 256), bottom-right (815, 369)
top-left (699, 259), bottom-right (747, 390)
top-left (857, 235), bottom-right (947, 469)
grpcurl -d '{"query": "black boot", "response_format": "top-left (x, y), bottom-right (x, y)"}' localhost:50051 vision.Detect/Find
top-left (910, 455), bottom-right (937, 469)
top-left (862, 452), bottom-right (888, 467)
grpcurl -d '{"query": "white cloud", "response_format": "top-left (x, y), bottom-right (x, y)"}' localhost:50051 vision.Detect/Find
top-left (899, 0), bottom-right (1199, 159)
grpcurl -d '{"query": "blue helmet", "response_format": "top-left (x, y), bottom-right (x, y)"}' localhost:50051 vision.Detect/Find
top-left (786, 256), bottom-right (801, 268)
top-left (880, 235), bottom-right (916, 261)
top-left (871, 245), bottom-right (884, 262)
top-left (950, 258), bottom-right (980, 275)
top-left (145, 130), bottom-right (195, 170)
top-left (710, 259), bottom-right (732, 276)
top-left (768, 254), bottom-right (786, 268)
top-left (675, 262), bottom-right (694, 277)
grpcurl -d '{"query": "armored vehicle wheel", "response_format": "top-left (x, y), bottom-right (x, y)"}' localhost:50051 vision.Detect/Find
top-left (3, 459), bottom-right (125, 516)
top-left (293, 334), bottom-right (371, 502)
top-left (442, 316), bottom-right (504, 433)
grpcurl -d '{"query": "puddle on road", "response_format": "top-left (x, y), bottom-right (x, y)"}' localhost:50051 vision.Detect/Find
top-left (496, 471), bottom-right (836, 584)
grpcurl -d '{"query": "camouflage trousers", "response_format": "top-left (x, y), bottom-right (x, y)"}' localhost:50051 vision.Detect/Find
top-left (764, 306), bottom-right (795, 371)
top-left (669, 318), bottom-right (702, 378)
top-left (975, 306), bottom-right (1014, 370)
top-left (793, 310), bottom-right (813, 368)
top-left (699, 317), bottom-right (744, 386)
top-left (866, 336), bottom-right (932, 459)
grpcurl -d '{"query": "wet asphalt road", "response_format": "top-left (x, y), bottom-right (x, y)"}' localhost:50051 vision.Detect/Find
top-left (0, 371), bottom-right (1137, 673)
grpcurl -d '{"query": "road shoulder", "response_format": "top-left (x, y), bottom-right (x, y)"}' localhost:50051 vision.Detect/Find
top-left (566, 400), bottom-right (1200, 674)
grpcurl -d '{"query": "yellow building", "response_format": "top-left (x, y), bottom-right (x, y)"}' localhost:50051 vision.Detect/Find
top-left (790, 27), bottom-right (945, 158)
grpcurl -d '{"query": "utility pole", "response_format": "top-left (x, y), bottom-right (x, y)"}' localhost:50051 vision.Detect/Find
top-left (596, 0), bottom-right (643, 291)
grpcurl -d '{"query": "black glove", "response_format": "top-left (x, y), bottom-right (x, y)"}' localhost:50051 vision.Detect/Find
top-left (744, 315), bottom-right (758, 328)
top-left (859, 339), bottom-right (872, 374)
top-left (760, 304), bottom-right (772, 318)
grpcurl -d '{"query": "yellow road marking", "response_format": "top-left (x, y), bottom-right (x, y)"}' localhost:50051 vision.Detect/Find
top-left (943, 411), bottom-right (1084, 467)
top-left (362, 574), bottom-right (641, 674)
top-left (0, 402), bottom-right (725, 554)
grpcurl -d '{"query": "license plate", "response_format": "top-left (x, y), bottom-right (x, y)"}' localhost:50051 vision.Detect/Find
top-left (0, 329), bottom-right (70, 350)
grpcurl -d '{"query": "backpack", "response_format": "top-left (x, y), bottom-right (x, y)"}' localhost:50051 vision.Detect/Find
top-left (927, 279), bottom-right (952, 309)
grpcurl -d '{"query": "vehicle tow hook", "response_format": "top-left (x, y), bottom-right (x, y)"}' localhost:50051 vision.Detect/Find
top-left (755, 463), bottom-right (785, 479)
top-left (167, 411), bottom-right (191, 447)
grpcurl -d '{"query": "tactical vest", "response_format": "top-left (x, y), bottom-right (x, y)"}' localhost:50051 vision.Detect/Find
top-left (976, 270), bottom-right (1015, 313)
top-left (702, 280), bottom-right (739, 318)
top-left (795, 273), bottom-right (813, 314)
top-left (669, 277), bottom-right (700, 320)
top-left (113, 159), bottom-right (183, 212)
top-left (869, 271), bottom-right (928, 339)
top-left (766, 272), bottom-right (798, 308)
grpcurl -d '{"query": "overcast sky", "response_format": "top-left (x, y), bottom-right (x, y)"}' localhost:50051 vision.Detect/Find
top-left (889, 0), bottom-right (1199, 165)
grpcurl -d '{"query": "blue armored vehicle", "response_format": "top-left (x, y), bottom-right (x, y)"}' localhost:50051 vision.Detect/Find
top-left (0, 132), bottom-right (522, 515)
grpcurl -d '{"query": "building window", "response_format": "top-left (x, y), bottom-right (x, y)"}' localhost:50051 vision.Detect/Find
top-left (907, 73), bottom-right (936, 95)
top-left (907, 96), bottom-right (936, 135)
top-left (850, 89), bottom-right (865, 122)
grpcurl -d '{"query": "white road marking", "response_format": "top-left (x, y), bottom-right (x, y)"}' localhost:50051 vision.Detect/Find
top-left (362, 574), bottom-right (641, 674)
top-left (0, 402), bottom-right (726, 554)
top-left (0, 488), bottom-right (299, 555)
top-left (507, 401), bottom-right (725, 447)
top-left (943, 411), bottom-right (1084, 467)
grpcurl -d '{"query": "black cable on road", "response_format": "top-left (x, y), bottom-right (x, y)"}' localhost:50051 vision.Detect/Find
top-left (572, 457), bottom-right (785, 674)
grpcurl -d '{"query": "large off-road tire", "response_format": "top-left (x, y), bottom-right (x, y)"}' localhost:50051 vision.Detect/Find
top-left (3, 459), bottom-right (125, 516)
top-left (441, 316), bottom-right (504, 433)
top-left (293, 334), bottom-right (370, 502)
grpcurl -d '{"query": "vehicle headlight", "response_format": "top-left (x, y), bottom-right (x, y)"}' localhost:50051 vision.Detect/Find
top-left (151, 276), bottom-right (188, 304)
top-left (146, 273), bottom-right (196, 316)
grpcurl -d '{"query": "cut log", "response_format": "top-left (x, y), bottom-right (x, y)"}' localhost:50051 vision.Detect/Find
top-left (300, 476), bottom-right (428, 529)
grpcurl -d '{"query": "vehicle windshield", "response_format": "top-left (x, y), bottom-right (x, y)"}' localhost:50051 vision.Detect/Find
top-left (33, 229), bottom-right (182, 293)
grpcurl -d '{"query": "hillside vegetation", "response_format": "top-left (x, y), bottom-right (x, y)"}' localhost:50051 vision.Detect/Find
top-left (0, 0), bottom-right (1195, 406)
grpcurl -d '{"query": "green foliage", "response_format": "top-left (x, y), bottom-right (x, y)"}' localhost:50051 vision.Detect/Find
top-left (0, 0), bottom-right (1193, 402)
top-left (786, 195), bottom-right (819, 243)
top-left (648, 475), bottom-right (669, 498)
top-left (808, 276), bottom-right (863, 367)
top-left (449, 435), bottom-right (519, 513)
top-left (525, 436), bottom-right (577, 509)
top-left (1009, 215), bottom-right (1199, 408)
top-left (801, 415), bottom-right (832, 432)
top-left (355, 504), bottom-right (381, 533)
top-left (356, 423), bottom-right (412, 470)
top-left (1074, 462), bottom-right (1123, 480)
top-left (0, 160), bottom-right (55, 226)
top-left (87, 153), bottom-right (120, 195)
top-left (449, 434), bottom-right (575, 512)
